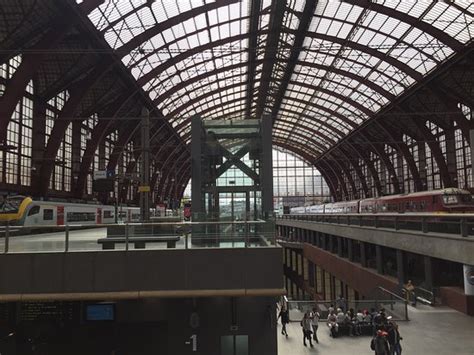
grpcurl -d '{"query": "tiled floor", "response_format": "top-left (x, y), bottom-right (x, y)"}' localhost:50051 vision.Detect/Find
top-left (278, 305), bottom-right (474, 354)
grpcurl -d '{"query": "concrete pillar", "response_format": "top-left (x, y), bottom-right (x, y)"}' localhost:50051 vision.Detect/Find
top-left (31, 97), bottom-right (46, 197)
top-left (348, 239), bottom-right (354, 261)
top-left (261, 114), bottom-right (274, 216)
top-left (139, 107), bottom-right (150, 221)
top-left (191, 116), bottom-right (204, 215)
top-left (376, 245), bottom-right (383, 274)
top-left (418, 142), bottom-right (427, 190)
top-left (360, 242), bottom-right (367, 267)
top-left (396, 249), bottom-right (405, 288)
top-left (424, 256), bottom-right (433, 290)
top-left (337, 237), bottom-right (343, 257)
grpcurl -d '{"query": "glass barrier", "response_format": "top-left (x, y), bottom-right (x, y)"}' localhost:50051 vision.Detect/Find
top-left (0, 219), bottom-right (277, 254)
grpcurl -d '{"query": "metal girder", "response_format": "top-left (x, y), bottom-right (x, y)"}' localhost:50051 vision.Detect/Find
top-left (156, 148), bottom-right (188, 200)
top-left (365, 141), bottom-right (401, 194)
top-left (380, 122), bottom-right (423, 192)
top-left (342, 0), bottom-right (463, 51)
top-left (245, 0), bottom-right (262, 119)
top-left (0, 24), bottom-right (72, 144)
top-left (116, 0), bottom-right (239, 56)
top-left (356, 146), bottom-right (383, 196)
top-left (171, 90), bottom-right (348, 144)
top-left (302, 32), bottom-right (423, 81)
top-left (254, 0), bottom-right (287, 120)
top-left (74, 93), bottom-right (138, 197)
top-left (106, 122), bottom-right (141, 172)
top-left (297, 60), bottom-right (396, 100)
top-left (154, 59), bottom-right (263, 105)
top-left (38, 58), bottom-right (114, 196)
top-left (328, 151), bottom-right (359, 199)
top-left (319, 159), bottom-right (348, 200)
top-left (79, 0), bottom-right (105, 15)
top-left (179, 123), bottom-right (325, 158)
top-left (137, 33), bottom-right (254, 87)
top-left (314, 161), bottom-right (338, 200)
top-left (336, 145), bottom-right (370, 198)
top-left (409, 117), bottom-right (454, 187)
top-left (269, 0), bottom-right (319, 123)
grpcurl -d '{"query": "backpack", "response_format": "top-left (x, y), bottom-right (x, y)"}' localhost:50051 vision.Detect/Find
top-left (370, 338), bottom-right (376, 351)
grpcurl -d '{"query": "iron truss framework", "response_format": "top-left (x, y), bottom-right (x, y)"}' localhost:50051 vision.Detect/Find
top-left (0, 0), bottom-right (473, 202)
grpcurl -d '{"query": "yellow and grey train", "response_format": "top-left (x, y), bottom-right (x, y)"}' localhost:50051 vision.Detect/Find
top-left (0, 195), bottom-right (141, 226)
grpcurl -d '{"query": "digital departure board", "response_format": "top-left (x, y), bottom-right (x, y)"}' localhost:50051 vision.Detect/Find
top-left (19, 302), bottom-right (78, 322)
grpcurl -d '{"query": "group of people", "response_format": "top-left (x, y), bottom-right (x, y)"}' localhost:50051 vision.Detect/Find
top-left (277, 299), bottom-right (403, 354)
top-left (277, 305), bottom-right (320, 347)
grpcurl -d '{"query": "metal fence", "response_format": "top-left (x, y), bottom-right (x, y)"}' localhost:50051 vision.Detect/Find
top-left (279, 213), bottom-right (474, 237)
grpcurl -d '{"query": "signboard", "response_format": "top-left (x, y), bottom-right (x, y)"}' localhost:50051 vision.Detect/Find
top-left (19, 301), bottom-right (78, 322)
top-left (138, 185), bottom-right (151, 192)
top-left (93, 179), bottom-right (114, 192)
top-left (93, 170), bottom-right (107, 180)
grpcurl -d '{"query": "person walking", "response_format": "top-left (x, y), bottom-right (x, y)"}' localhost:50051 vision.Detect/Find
top-left (310, 307), bottom-right (320, 343)
top-left (300, 311), bottom-right (313, 347)
top-left (278, 306), bottom-right (289, 337)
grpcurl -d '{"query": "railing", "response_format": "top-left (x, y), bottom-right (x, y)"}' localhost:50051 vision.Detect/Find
top-left (372, 286), bottom-right (409, 321)
top-left (414, 286), bottom-right (436, 305)
top-left (0, 219), bottom-right (276, 254)
top-left (278, 213), bottom-right (474, 237)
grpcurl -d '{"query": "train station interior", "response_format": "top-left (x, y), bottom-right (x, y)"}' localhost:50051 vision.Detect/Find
top-left (0, 0), bottom-right (473, 354)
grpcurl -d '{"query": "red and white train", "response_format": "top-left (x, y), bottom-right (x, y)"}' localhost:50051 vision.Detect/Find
top-left (289, 188), bottom-right (474, 215)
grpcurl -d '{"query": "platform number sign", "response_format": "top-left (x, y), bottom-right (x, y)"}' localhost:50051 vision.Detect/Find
top-left (185, 334), bottom-right (198, 351)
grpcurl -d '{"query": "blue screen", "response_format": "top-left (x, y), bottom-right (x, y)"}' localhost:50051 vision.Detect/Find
top-left (86, 304), bottom-right (115, 321)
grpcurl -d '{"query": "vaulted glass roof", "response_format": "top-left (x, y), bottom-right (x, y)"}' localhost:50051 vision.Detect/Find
top-left (82, 0), bottom-right (474, 158)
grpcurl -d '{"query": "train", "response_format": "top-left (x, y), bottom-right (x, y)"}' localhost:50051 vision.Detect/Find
top-left (289, 188), bottom-right (474, 215)
top-left (0, 195), bottom-right (142, 226)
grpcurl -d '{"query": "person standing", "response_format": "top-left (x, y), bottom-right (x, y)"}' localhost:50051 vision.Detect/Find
top-left (371, 330), bottom-right (390, 355)
top-left (387, 322), bottom-right (402, 355)
top-left (404, 280), bottom-right (416, 306)
top-left (278, 306), bottom-right (289, 337)
top-left (300, 311), bottom-right (313, 347)
top-left (310, 307), bottom-right (320, 343)
top-left (335, 295), bottom-right (347, 312)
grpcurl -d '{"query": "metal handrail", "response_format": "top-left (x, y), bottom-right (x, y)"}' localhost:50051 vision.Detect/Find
top-left (279, 212), bottom-right (474, 218)
top-left (0, 219), bottom-right (277, 254)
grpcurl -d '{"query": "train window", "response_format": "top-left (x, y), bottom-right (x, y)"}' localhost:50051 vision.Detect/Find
top-left (27, 206), bottom-right (40, 216)
top-left (43, 209), bottom-right (53, 220)
top-left (443, 195), bottom-right (459, 205)
top-left (66, 212), bottom-right (95, 222)
top-left (103, 210), bottom-right (114, 218)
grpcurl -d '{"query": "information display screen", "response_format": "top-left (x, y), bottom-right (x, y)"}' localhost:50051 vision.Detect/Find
top-left (85, 303), bottom-right (115, 321)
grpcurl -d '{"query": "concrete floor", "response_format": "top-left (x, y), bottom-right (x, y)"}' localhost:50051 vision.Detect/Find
top-left (278, 305), bottom-right (474, 355)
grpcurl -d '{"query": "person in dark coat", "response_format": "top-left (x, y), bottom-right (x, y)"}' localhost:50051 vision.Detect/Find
top-left (278, 307), bottom-right (289, 336)
top-left (371, 330), bottom-right (390, 355)
top-left (387, 322), bottom-right (402, 355)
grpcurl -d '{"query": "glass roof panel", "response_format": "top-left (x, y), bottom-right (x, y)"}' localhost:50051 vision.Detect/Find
top-left (83, 0), bottom-right (473, 161)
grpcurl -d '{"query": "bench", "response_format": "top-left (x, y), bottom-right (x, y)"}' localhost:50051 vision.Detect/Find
top-left (97, 236), bottom-right (180, 250)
